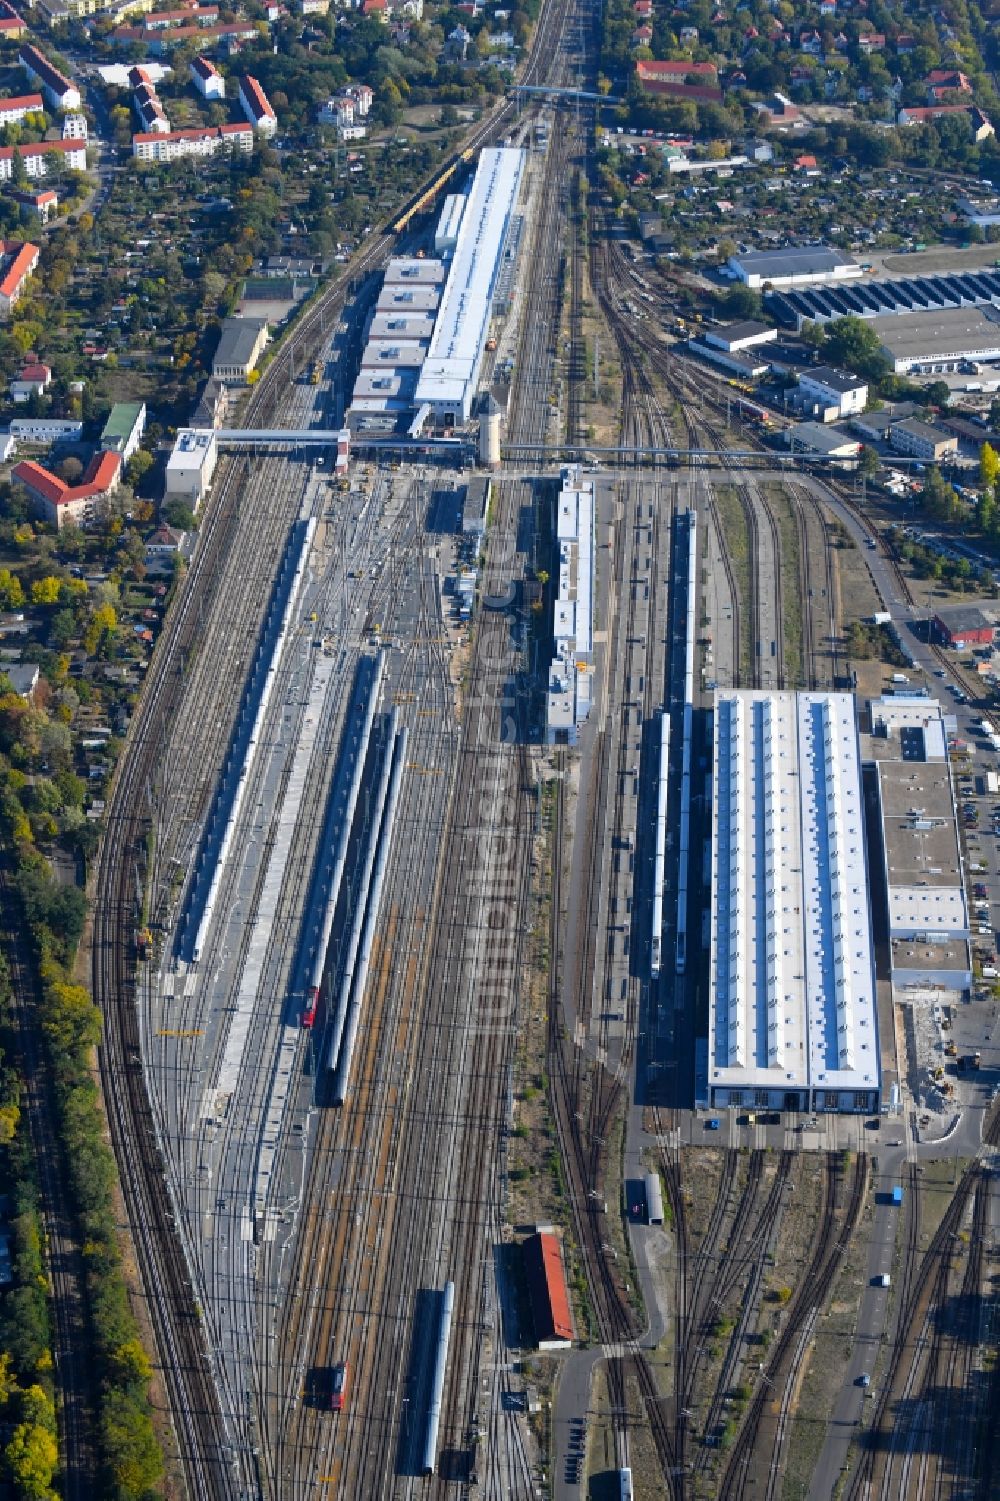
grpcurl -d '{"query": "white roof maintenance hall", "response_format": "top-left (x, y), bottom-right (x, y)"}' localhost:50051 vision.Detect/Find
top-left (708, 691), bottom-right (880, 1113)
top-left (414, 146), bottom-right (525, 425)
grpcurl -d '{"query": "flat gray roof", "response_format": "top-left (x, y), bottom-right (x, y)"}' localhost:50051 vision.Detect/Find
top-left (891, 936), bottom-right (970, 973)
top-left (786, 421), bottom-right (859, 455)
top-left (382, 256), bottom-right (446, 285)
top-left (368, 311), bottom-right (436, 340)
top-left (877, 760), bottom-right (967, 935)
top-left (214, 317), bottom-right (266, 369)
top-left (376, 284), bottom-right (440, 313)
top-left (933, 603), bottom-right (995, 631)
top-left (891, 417), bottom-right (958, 445)
top-left (733, 245), bottom-right (857, 277)
top-left (706, 319), bottom-right (776, 345)
top-left (802, 365), bottom-right (866, 393)
top-left (875, 304), bottom-right (1000, 360)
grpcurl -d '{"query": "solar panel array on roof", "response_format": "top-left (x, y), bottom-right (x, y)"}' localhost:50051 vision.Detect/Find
top-left (770, 267), bottom-right (1000, 329)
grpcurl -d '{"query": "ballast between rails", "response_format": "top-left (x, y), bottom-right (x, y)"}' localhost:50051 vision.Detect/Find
top-left (650, 709), bottom-right (669, 980)
top-left (302, 651), bottom-right (385, 1028)
top-left (181, 516), bottom-right (316, 965)
top-left (324, 708), bottom-right (398, 1066)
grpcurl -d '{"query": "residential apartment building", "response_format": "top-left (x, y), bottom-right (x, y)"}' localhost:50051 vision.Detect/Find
top-left (19, 45), bottom-right (81, 111)
top-left (0, 239), bottom-right (39, 316)
top-left (190, 54), bottom-right (225, 98)
top-left (0, 140), bottom-right (88, 180)
top-left (239, 75), bottom-right (276, 135)
top-left (100, 401), bottom-right (146, 462)
top-left (11, 188), bottom-right (58, 223)
top-left (0, 2), bottom-right (28, 40)
top-left (0, 92), bottom-right (43, 126)
top-left (144, 2), bottom-right (219, 22)
top-left (132, 122), bottom-right (253, 160)
top-left (12, 450), bottom-right (121, 529)
top-left (132, 73), bottom-right (170, 132)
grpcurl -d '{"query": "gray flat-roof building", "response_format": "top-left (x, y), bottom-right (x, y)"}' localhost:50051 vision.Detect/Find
top-left (784, 421), bottom-right (861, 460)
top-left (707, 690), bottom-right (880, 1113)
top-left (165, 428), bottom-right (217, 506)
top-left (864, 695), bottom-right (970, 991)
top-left (798, 366), bottom-right (869, 417)
top-left (728, 245), bottom-right (861, 290)
top-left (376, 284), bottom-right (441, 315)
top-left (359, 341), bottom-right (427, 369)
top-left (889, 418), bottom-right (958, 462)
top-left (875, 305), bottom-right (1000, 374)
top-left (463, 474), bottom-right (491, 535)
top-left (382, 256), bottom-right (446, 287)
top-left (212, 317), bottom-right (268, 384)
top-left (368, 311), bottom-right (436, 342)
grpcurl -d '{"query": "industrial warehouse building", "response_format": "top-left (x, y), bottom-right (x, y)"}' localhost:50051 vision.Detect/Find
top-left (783, 422), bottom-right (861, 462)
top-left (413, 147), bottom-right (525, 428)
top-left (348, 147), bottom-right (525, 433)
top-left (864, 696), bottom-right (971, 993)
top-left (874, 305), bottom-right (1000, 374)
top-left (522, 1231), bottom-right (573, 1349)
top-left (769, 264), bottom-right (1000, 332)
top-left (797, 366), bottom-right (869, 418)
top-left (727, 245), bottom-right (862, 290)
top-left (932, 603), bottom-right (996, 647)
top-left (703, 320), bottom-right (778, 353)
top-left (706, 691), bottom-right (881, 1114)
top-left (546, 467), bottom-right (594, 746)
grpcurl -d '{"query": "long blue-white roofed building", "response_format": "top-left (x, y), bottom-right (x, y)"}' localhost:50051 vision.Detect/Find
top-left (707, 690), bottom-right (881, 1114)
top-left (413, 146), bottom-right (525, 428)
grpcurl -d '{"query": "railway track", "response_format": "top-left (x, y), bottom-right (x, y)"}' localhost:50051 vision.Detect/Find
top-left (848, 1103), bottom-right (1000, 1501)
top-left (0, 869), bottom-right (95, 1499)
top-left (89, 0), bottom-right (596, 1489)
top-left (719, 1151), bottom-right (868, 1501)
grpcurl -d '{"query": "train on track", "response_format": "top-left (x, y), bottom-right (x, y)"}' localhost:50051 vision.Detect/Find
top-left (650, 709), bottom-right (668, 980)
top-left (392, 146), bottom-right (476, 235)
top-left (676, 510), bottom-right (697, 975)
top-left (619, 1468), bottom-right (633, 1501)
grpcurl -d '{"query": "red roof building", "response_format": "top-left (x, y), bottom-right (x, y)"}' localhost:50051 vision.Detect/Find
top-left (12, 451), bottom-right (122, 530)
top-left (0, 139), bottom-right (88, 181)
top-left (634, 58), bottom-right (722, 100)
top-left (0, 93), bottom-right (43, 126)
top-left (144, 4), bottom-right (219, 25)
top-left (523, 1232), bottom-right (574, 1349)
top-left (132, 122), bottom-right (254, 161)
top-left (238, 74), bottom-right (276, 135)
top-left (0, 238), bottom-right (38, 315)
top-left (0, 2), bottom-right (27, 39)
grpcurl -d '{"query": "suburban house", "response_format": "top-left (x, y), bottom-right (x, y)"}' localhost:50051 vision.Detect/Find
top-left (190, 54), bottom-right (225, 98)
